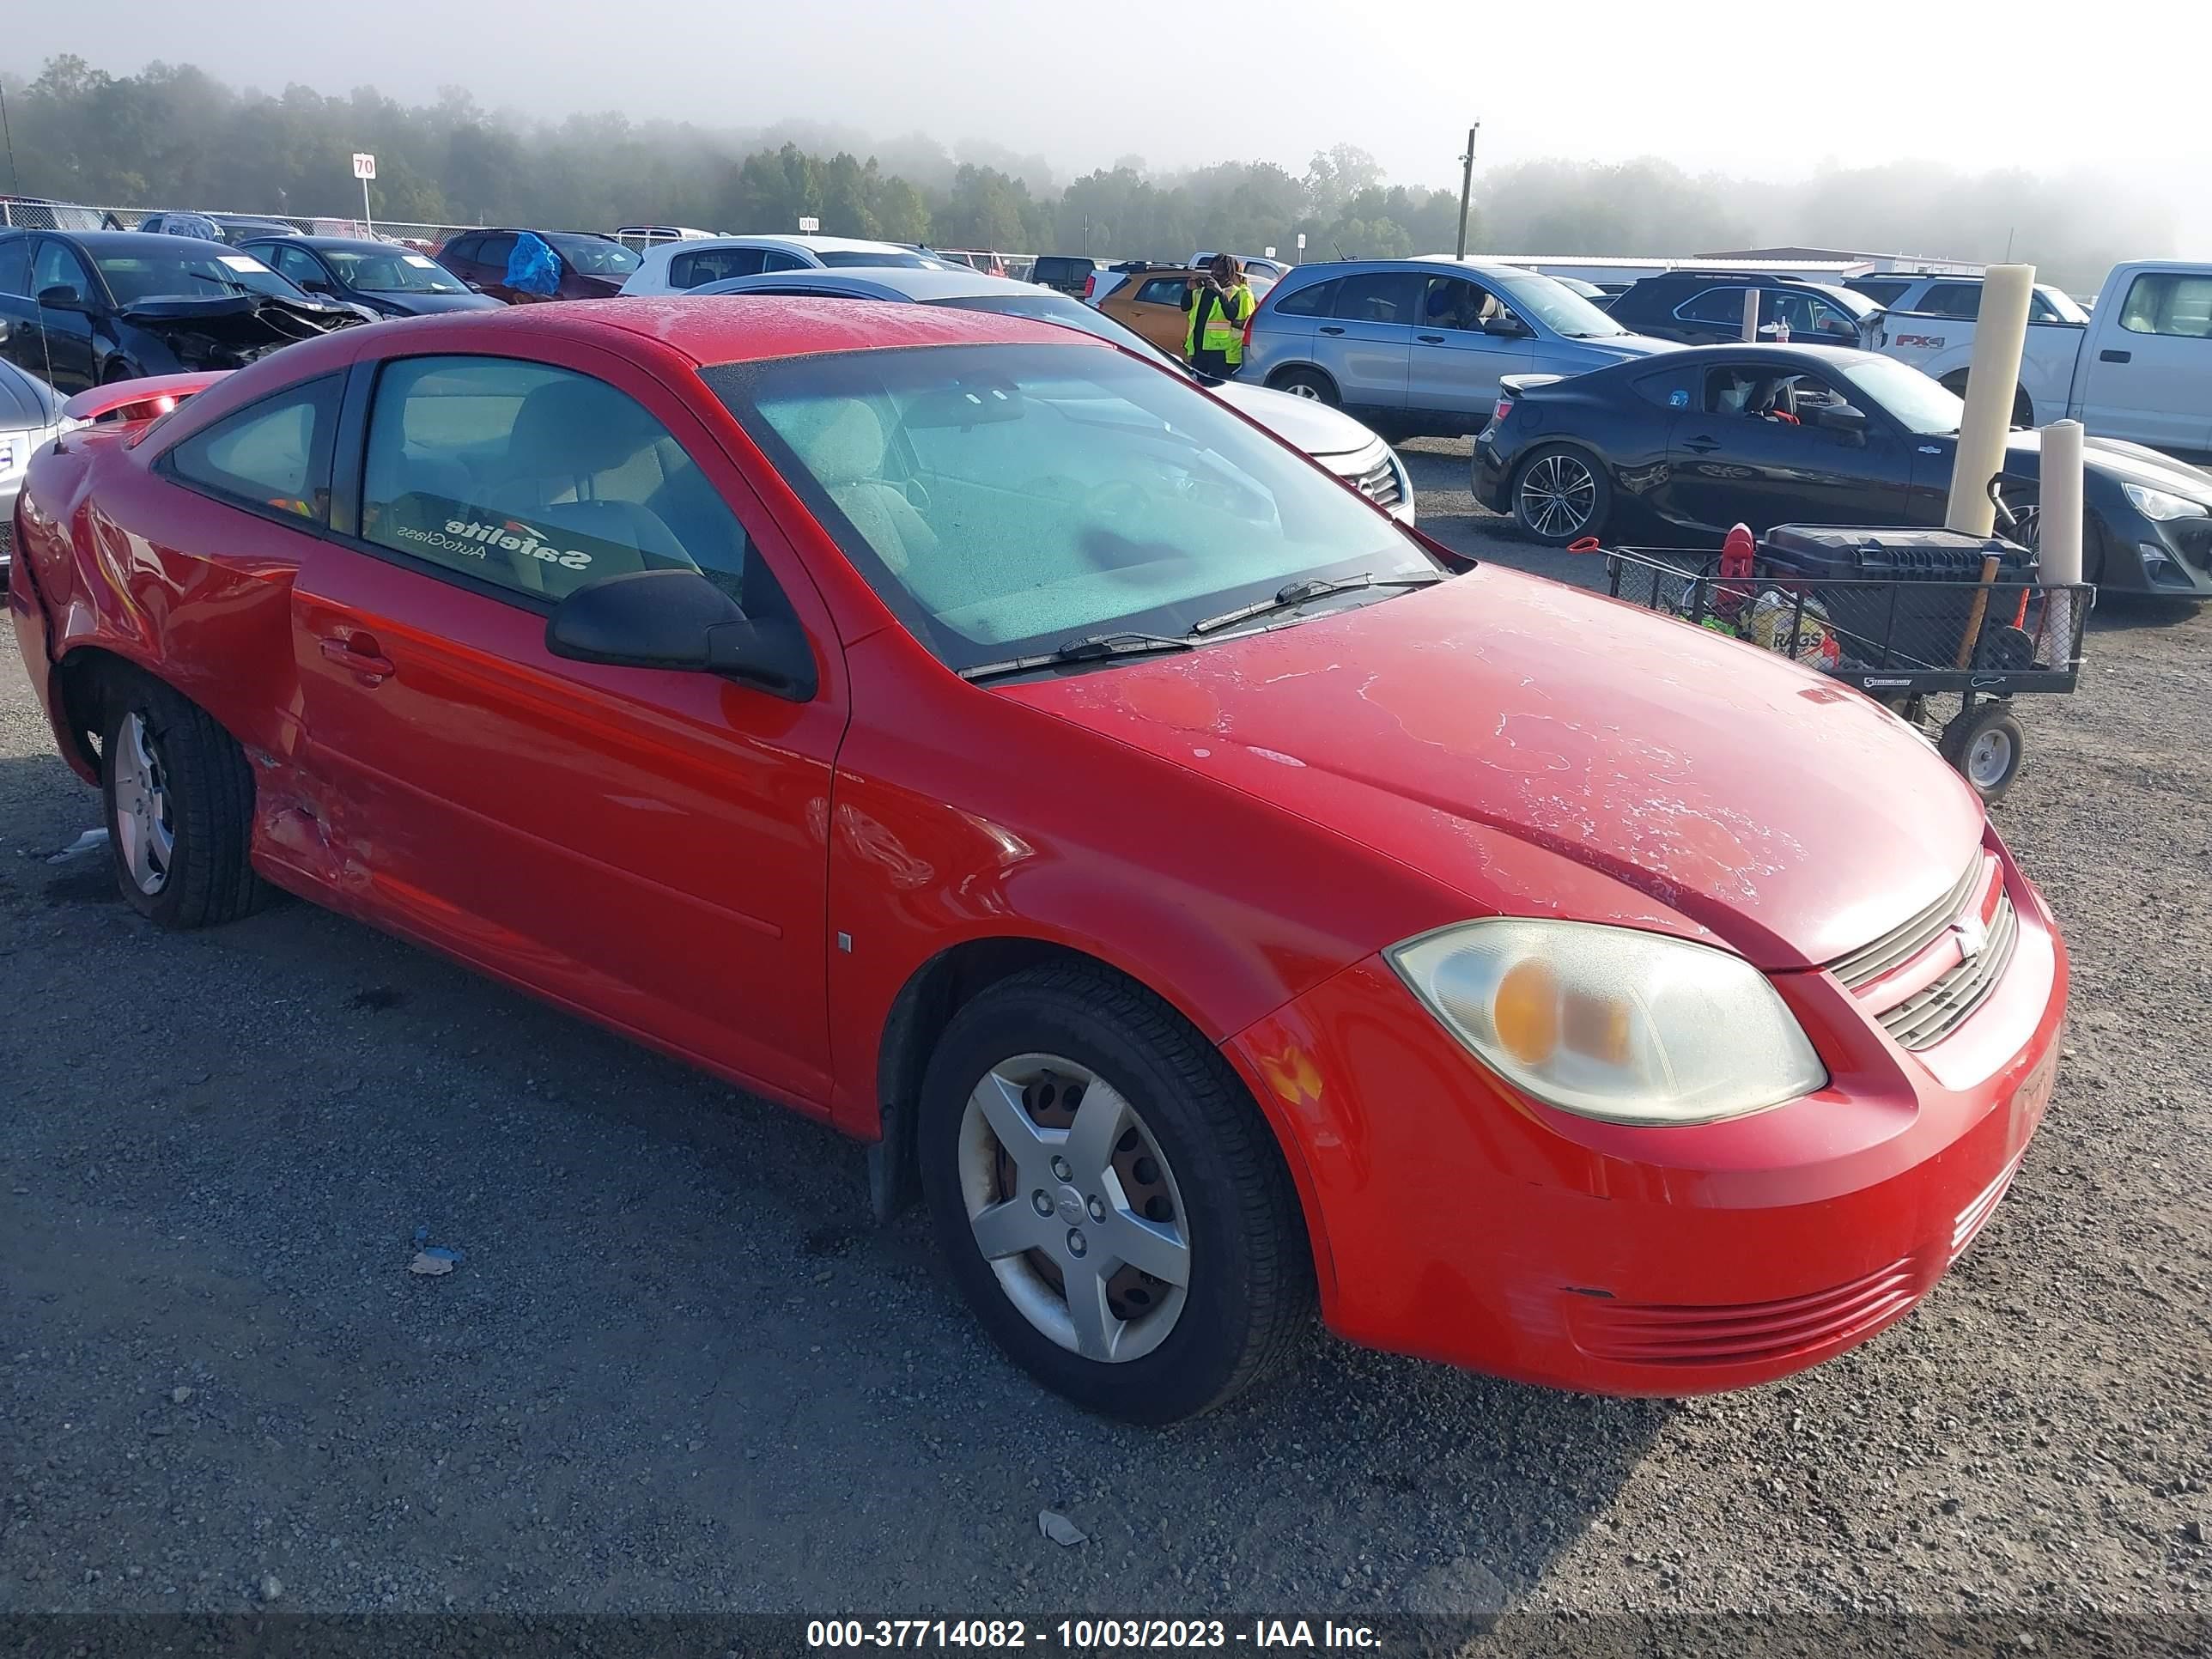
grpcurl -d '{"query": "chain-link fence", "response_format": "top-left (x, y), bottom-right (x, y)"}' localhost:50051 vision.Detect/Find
top-left (0, 197), bottom-right (479, 248)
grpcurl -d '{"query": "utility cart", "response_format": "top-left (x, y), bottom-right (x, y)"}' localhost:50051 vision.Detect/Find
top-left (1597, 522), bottom-right (2092, 804)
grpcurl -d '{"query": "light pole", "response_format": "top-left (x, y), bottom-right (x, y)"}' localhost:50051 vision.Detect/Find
top-left (1455, 123), bottom-right (1480, 259)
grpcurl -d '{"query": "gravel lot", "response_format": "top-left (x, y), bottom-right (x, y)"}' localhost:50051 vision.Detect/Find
top-left (3, 438), bottom-right (2210, 1643)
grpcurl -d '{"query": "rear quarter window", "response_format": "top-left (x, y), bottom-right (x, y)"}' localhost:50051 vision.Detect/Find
top-left (1267, 278), bottom-right (1339, 319)
top-left (161, 374), bottom-right (343, 524)
top-left (1630, 366), bottom-right (1700, 410)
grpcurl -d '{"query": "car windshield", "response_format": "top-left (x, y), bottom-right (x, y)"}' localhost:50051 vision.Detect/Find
top-left (545, 234), bottom-right (641, 276)
top-left (1491, 270), bottom-right (1629, 338)
top-left (323, 246), bottom-right (465, 293)
top-left (819, 249), bottom-right (942, 269)
top-left (708, 343), bottom-right (1436, 676)
top-left (1839, 355), bottom-right (1965, 435)
top-left (94, 246), bottom-right (310, 305)
top-left (926, 292), bottom-right (1186, 374)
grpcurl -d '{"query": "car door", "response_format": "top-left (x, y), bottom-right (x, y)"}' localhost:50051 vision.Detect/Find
top-left (2087, 270), bottom-right (2212, 453)
top-left (26, 238), bottom-right (101, 392)
top-left (1663, 362), bottom-right (1912, 534)
top-left (268, 241), bottom-right (337, 301)
top-left (1407, 272), bottom-right (1534, 431)
top-left (465, 232), bottom-right (521, 301)
top-left (0, 236), bottom-right (33, 376)
top-left (286, 344), bottom-right (844, 1109)
top-left (1316, 270), bottom-right (1418, 415)
top-left (1111, 273), bottom-right (1198, 355)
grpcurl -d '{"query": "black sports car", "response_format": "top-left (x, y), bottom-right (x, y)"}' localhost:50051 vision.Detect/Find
top-left (0, 229), bottom-right (368, 396)
top-left (234, 235), bottom-right (503, 318)
top-left (1473, 343), bottom-right (2212, 598)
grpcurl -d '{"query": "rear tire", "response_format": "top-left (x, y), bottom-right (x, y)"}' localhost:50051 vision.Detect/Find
top-left (100, 673), bottom-right (270, 927)
top-left (917, 964), bottom-right (1312, 1423)
top-left (1511, 444), bottom-right (1612, 544)
top-left (1267, 366), bottom-right (1339, 406)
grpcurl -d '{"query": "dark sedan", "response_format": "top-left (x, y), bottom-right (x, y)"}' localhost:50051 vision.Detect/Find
top-left (236, 236), bottom-right (503, 318)
top-left (1473, 343), bottom-right (2212, 597)
top-left (433, 228), bottom-right (641, 303)
top-left (0, 229), bottom-right (367, 395)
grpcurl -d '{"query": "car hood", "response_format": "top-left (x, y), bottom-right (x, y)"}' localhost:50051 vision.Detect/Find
top-left (1565, 331), bottom-right (1671, 360)
top-left (2002, 428), bottom-right (2212, 502)
top-left (1005, 567), bottom-right (1985, 970)
top-left (380, 289), bottom-right (504, 314)
top-left (1211, 380), bottom-right (1389, 457)
top-left (118, 293), bottom-right (368, 365)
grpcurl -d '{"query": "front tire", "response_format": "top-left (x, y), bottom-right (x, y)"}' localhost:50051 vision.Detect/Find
top-left (101, 674), bottom-right (270, 927)
top-left (917, 965), bottom-right (1311, 1423)
top-left (1940, 702), bottom-right (2026, 805)
top-left (1512, 444), bottom-right (1612, 544)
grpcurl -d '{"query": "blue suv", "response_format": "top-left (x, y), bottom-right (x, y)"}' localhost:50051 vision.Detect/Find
top-left (1238, 258), bottom-right (1670, 437)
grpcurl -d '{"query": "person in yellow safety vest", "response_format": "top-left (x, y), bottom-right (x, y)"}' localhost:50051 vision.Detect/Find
top-left (1182, 254), bottom-right (1255, 377)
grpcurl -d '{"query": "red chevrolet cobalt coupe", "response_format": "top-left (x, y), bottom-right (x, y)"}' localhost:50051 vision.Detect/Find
top-left (7, 301), bottom-right (2064, 1421)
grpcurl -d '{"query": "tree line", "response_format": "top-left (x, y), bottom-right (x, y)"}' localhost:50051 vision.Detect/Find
top-left (0, 55), bottom-right (2172, 289)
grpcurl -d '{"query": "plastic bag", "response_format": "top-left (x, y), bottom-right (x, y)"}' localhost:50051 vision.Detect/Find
top-left (506, 232), bottom-right (562, 297)
top-left (1747, 588), bottom-right (1840, 668)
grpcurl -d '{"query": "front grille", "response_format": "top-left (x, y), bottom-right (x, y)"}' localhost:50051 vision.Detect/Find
top-left (1565, 1255), bottom-right (1922, 1365)
top-left (1830, 858), bottom-right (1984, 991)
top-left (1877, 892), bottom-right (2019, 1049)
top-left (1332, 443), bottom-right (1401, 510)
top-left (1951, 1154), bottom-right (2022, 1259)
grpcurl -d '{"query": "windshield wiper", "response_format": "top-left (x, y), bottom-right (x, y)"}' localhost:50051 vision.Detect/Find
top-left (1190, 572), bottom-right (1443, 636)
top-left (957, 631), bottom-right (1198, 683)
top-left (183, 269), bottom-right (248, 295)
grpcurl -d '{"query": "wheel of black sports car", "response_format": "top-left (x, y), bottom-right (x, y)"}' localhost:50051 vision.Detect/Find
top-left (1512, 445), bottom-right (1611, 544)
top-left (917, 964), bottom-right (1312, 1424)
top-left (101, 674), bottom-right (270, 927)
top-left (1267, 366), bottom-right (1339, 405)
top-left (1939, 703), bottom-right (2026, 805)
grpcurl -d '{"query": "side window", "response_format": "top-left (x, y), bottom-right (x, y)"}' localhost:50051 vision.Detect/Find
top-left (1418, 276), bottom-right (1500, 333)
top-left (1631, 365), bottom-right (1700, 410)
top-left (473, 233), bottom-right (518, 270)
top-left (2027, 291), bottom-right (2064, 324)
top-left (670, 246), bottom-right (766, 288)
top-left (1850, 278), bottom-right (1911, 308)
top-left (1921, 283), bottom-right (1982, 319)
top-left (270, 245), bottom-right (324, 287)
top-left (761, 251), bottom-right (809, 273)
top-left (0, 237), bottom-right (29, 297)
top-left (1134, 276), bottom-right (1190, 306)
top-left (356, 355), bottom-right (780, 609)
top-left (1805, 298), bottom-right (1862, 339)
top-left (1674, 286), bottom-right (1749, 325)
top-left (2118, 273), bottom-right (2212, 338)
top-left (32, 240), bottom-right (94, 303)
top-left (1329, 272), bottom-right (1419, 325)
top-left (1270, 277), bottom-right (1339, 318)
top-left (1704, 365), bottom-right (1763, 416)
top-left (162, 374), bottom-right (343, 522)
top-left (442, 235), bottom-right (483, 266)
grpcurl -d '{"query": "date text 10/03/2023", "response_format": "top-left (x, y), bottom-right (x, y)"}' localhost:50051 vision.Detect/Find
top-left (805, 1619), bottom-right (1383, 1649)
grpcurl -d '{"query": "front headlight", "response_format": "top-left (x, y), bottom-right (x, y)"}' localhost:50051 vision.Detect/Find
top-left (2123, 483), bottom-right (2209, 522)
top-left (1386, 920), bottom-right (1827, 1126)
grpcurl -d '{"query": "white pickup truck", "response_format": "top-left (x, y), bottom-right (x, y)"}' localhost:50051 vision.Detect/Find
top-left (1866, 263), bottom-right (2212, 460)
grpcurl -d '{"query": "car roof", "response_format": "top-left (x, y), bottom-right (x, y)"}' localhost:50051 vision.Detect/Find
top-left (341, 294), bottom-right (1117, 368)
top-left (7, 228), bottom-right (239, 254)
top-left (1276, 257), bottom-right (1544, 284)
top-left (696, 267), bottom-right (1044, 302)
top-left (1601, 342), bottom-right (1880, 369)
top-left (242, 235), bottom-right (416, 254)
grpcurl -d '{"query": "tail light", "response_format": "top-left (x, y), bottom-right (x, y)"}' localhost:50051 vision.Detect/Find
top-left (1083, 272), bottom-right (1096, 301)
top-left (1492, 396), bottom-right (1514, 425)
top-left (1242, 308), bottom-right (1255, 353)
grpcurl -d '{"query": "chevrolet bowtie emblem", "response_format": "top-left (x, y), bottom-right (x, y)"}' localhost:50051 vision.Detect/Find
top-left (1952, 914), bottom-right (1988, 960)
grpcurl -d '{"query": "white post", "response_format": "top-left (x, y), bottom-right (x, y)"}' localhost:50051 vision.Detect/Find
top-left (1944, 264), bottom-right (2035, 537)
top-left (1741, 287), bottom-right (1760, 343)
top-left (2036, 417), bottom-right (2085, 666)
top-left (361, 175), bottom-right (374, 236)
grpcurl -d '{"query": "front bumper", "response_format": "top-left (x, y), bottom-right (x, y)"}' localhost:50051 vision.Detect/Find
top-left (2111, 507), bottom-right (2212, 598)
top-left (1224, 837), bottom-right (2067, 1395)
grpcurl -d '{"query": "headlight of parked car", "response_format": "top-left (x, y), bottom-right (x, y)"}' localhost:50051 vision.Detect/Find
top-left (1386, 919), bottom-right (1827, 1125)
top-left (2123, 483), bottom-right (2209, 522)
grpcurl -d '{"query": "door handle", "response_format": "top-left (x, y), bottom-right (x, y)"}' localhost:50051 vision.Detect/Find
top-left (320, 635), bottom-right (396, 682)
top-left (1318, 325), bottom-right (1346, 336)
top-left (1416, 333), bottom-right (1445, 344)
top-left (2100, 349), bottom-right (2131, 363)
top-left (1684, 435), bottom-right (1722, 453)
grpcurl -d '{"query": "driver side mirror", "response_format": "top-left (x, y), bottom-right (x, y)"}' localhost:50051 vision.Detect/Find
top-left (546, 568), bottom-right (816, 699)
top-left (298, 276), bottom-right (334, 295)
top-left (1480, 313), bottom-right (1529, 337)
top-left (37, 285), bottom-right (87, 313)
top-left (1815, 403), bottom-right (1869, 444)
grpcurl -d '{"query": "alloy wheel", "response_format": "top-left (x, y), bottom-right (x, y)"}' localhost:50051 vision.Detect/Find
top-left (1285, 382), bottom-right (1322, 400)
top-left (1519, 453), bottom-right (1597, 538)
top-left (110, 711), bottom-right (174, 896)
top-left (957, 1053), bottom-right (1191, 1363)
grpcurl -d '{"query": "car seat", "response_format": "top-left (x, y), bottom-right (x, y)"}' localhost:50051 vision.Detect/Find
top-left (776, 399), bottom-right (939, 577)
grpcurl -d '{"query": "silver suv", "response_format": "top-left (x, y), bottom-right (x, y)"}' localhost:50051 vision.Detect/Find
top-left (1238, 258), bottom-right (1671, 436)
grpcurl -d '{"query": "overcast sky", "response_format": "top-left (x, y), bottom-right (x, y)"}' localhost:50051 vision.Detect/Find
top-left (14, 1), bottom-right (2210, 198)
